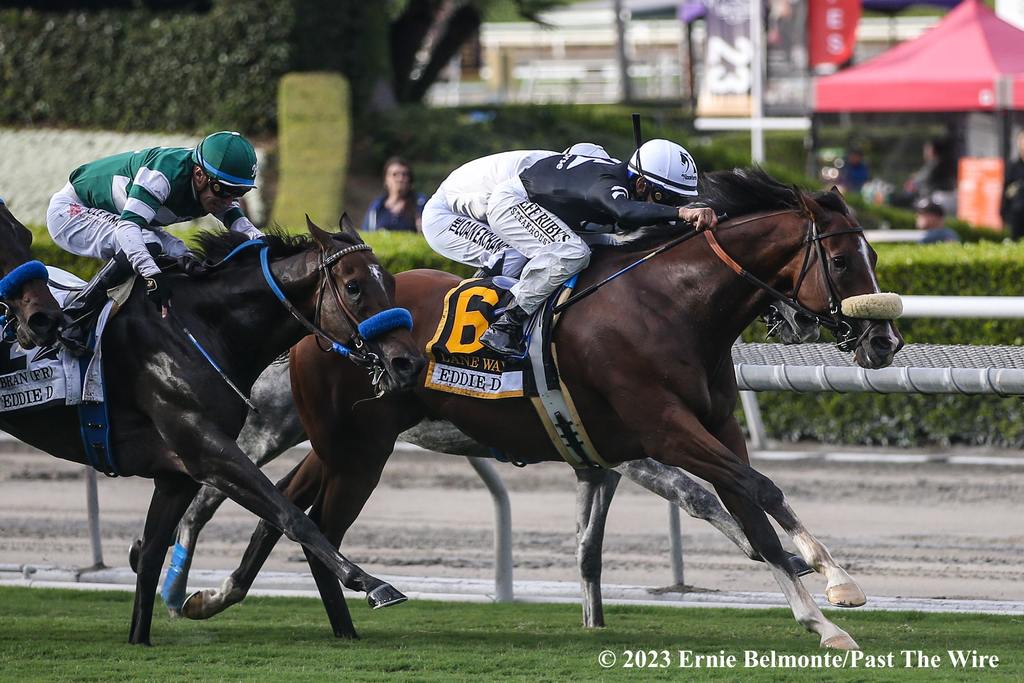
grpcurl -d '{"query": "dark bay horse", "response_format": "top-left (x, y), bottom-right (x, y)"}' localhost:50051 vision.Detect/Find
top-left (0, 198), bottom-right (64, 347)
top-left (0, 216), bottom-right (424, 644)
top-left (180, 170), bottom-right (902, 650)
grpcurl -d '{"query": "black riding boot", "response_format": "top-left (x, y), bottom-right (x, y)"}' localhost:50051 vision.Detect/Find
top-left (59, 254), bottom-right (133, 356)
top-left (479, 305), bottom-right (531, 358)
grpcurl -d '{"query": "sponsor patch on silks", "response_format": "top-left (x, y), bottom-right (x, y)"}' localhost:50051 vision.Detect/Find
top-left (425, 278), bottom-right (536, 400)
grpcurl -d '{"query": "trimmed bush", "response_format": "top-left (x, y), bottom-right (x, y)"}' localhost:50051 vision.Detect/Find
top-left (0, 1), bottom-right (385, 135)
top-left (271, 73), bottom-right (350, 231)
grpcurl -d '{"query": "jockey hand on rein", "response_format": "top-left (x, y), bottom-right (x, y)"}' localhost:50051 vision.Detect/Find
top-left (677, 206), bottom-right (717, 231)
top-left (145, 272), bottom-right (172, 310)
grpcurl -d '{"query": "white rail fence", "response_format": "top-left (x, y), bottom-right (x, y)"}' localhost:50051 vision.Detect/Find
top-left (5, 295), bottom-right (1023, 600)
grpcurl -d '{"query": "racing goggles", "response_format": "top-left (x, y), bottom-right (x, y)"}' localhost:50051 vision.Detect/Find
top-left (206, 175), bottom-right (252, 199)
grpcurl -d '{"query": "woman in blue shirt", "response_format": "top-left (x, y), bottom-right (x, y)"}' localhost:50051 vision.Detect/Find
top-left (362, 157), bottom-right (427, 232)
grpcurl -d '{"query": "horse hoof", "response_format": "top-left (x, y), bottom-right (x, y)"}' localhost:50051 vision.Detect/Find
top-left (822, 633), bottom-right (860, 650)
top-left (826, 582), bottom-right (866, 608)
top-left (787, 554), bottom-right (814, 577)
top-left (181, 590), bottom-right (212, 620)
top-left (128, 538), bottom-right (142, 574)
top-left (367, 584), bottom-right (407, 609)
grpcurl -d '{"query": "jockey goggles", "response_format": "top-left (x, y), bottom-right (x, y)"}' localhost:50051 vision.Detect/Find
top-left (206, 175), bottom-right (252, 199)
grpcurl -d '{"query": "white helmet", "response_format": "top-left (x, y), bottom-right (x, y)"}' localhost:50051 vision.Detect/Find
top-left (627, 139), bottom-right (699, 199)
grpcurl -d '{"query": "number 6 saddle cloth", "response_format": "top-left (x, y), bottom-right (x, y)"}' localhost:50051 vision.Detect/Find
top-left (425, 275), bottom-right (612, 469)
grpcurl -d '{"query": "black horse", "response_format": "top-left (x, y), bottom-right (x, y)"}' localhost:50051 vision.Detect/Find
top-left (0, 198), bottom-right (63, 348)
top-left (0, 214), bottom-right (424, 644)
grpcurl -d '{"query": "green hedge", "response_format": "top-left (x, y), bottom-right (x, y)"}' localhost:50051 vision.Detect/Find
top-left (755, 241), bottom-right (1024, 447)
top-left (353, 104), bottom-right (1001, 241)
top-left (271, 73), bottom-right (351, 230)
top-left (0, 1), bottom-right (384, 134)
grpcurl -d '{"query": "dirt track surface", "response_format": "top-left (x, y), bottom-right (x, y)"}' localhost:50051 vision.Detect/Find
top-left (1, 444), bottom-right (1021, 601)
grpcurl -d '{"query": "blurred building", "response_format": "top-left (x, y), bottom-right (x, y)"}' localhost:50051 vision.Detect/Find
top-left (426, 0), bottom-right (942, 107)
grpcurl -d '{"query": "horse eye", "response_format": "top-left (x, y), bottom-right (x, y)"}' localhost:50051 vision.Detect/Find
top-left (830, 255), bottom-right (847, 270)
top-left (345, 281), bottom-right (361, 296)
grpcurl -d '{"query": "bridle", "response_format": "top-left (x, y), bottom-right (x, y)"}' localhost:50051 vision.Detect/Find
top-left (703, 207), bottom-right (868, 352)
top-left (0, 259), bottom-right (52, 344)
top-left (257, 240), bottom-right (413, 390)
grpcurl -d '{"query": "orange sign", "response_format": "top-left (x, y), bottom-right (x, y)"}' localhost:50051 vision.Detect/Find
top-left (957, 157), bottom-right (1004, 230)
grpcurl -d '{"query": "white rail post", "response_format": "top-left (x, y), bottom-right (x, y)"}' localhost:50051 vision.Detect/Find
top-left (667, 502), bottom-right (684, 586)
top-left (739, 390), bottom-right (768, 450)
top-left (467, 457), bottom-right (514, 602)
top-left (84, 467), bottom-right (105, 568)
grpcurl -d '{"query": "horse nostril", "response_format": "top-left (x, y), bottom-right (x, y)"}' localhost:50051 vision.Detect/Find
top-left (28, 311), bottom-right (59, 337)
top-left (870, 336), bottom-right (893, 354)
top-left (391, 355), bottom-right (423, 381)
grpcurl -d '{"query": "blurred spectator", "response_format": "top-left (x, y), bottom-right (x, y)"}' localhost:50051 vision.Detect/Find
top-left (838, 147), bottom-right (870, 194)
top-left (915, 200), bottom-right (959, 244)
top-left (362, 156), bottom-right (426, 232)
top-left (903, 138), bottom-right (957, 211)
top-left (1000, 130), bottom-right (1024, 239)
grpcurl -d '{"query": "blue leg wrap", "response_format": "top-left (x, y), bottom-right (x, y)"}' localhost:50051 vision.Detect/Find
top-left (160, 542), bottom-right (191, 611)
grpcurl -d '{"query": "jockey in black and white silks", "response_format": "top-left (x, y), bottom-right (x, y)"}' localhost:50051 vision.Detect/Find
top-left (422, 140), bottom-right (717, 358)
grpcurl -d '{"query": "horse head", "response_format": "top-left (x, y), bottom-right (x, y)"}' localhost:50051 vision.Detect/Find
top-left (790, 189), bottom-right (904, 369)
top-left (305, 213), bottom-right (425, 393)
top-left (0, 200), bottom-right (63, 348)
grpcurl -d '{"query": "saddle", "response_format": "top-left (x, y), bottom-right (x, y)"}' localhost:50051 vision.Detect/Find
top-left (425, 275), bottom-right (612, 469)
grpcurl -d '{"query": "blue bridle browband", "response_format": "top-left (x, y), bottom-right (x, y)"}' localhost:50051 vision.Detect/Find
top-left (0, 260), bottom-right (49, 300)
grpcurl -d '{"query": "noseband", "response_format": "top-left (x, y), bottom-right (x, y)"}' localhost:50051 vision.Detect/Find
top-left (0, 260), bottom-right (51, 342)
top-left (703, 209), bottom-right (867, 352)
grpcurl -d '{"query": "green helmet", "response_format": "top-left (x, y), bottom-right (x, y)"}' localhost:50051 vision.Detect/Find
top-left (192, 131), bottom-right (258, 189)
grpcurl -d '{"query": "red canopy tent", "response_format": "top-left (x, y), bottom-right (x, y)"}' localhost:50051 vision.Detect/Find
top-left (815, 0), bottom-right (1024, 112)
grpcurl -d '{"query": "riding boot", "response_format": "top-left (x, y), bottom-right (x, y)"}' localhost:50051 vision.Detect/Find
top-left (479, 305), bottom-right (531, 358)
top-left (59, 254), bottom-right (133, 356)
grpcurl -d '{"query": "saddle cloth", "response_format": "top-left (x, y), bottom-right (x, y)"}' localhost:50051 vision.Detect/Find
top-left (425, 276), bottom-right (535, 399)
top-left (0, 267), bottom-right (117, 413)
top-left (425, 275), bottom-right (612, 468)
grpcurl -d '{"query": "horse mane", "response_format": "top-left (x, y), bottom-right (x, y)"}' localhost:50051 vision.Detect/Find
top-left (190, 228), bottom-right (359, 264)
top-left (614, 167), bottom-right (848, 249)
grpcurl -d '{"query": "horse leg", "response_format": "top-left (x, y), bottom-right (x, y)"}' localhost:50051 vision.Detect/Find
top-left (616, 459), bottom-right (813, 574)
top-left (761, 494), bottom-right (866, 607)
top-left (299, 450), bottom-right (391, 639)
top-left (167, 417), bottom-right (402, 608)
top-left (163, 368), bottom-right (306, 614)
top-left (129, 476), bottom-right (200, 645)
top-left (712, 416), bottom-right (859, 650)
top-left (609, 387), bottom-right (857, 650)
top-left (616, 459), bottom-right (758, 560)
top-left (182, 452), bottom-right (323, 619)
top-left (574, 467), bottom-right (620, 628)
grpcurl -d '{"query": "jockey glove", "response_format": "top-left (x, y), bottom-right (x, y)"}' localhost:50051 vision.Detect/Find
top-left (145, 272), bottom-right (172, 309)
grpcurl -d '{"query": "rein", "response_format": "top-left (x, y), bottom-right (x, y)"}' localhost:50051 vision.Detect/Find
top-left (552, 208), bottom-right (869, 351)
top-left (176, 238), bottom-right (412, 406)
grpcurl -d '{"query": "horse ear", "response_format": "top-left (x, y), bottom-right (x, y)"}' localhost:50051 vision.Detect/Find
top-left (792, 186), bottom-right (826, 221)
top-left (830, 185), bottom-right (844, 199)
top-left (338, 212), bottom-right (364, 244)
top-left (305, 213), bottom-right (333, 250)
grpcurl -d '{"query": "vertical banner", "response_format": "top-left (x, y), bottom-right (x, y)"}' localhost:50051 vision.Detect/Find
top-left (957, 157), bottom-right (1005, 230)
top-left (697, 0), bottom-right (754, 117)
top-left (809, 0), bottom-right (861, 73)
top-left (765, 0), bottom-right (810, 114)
